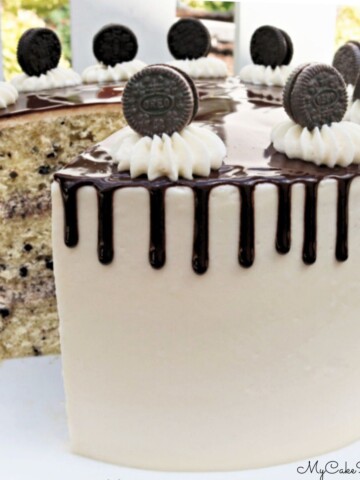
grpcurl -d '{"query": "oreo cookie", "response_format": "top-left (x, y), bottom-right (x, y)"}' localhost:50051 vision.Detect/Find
top-left (333, 41), bottom-right (360, 85)
top-left (283, 63), bottom-right (347, 131)
top-left (250, 26), bottom-right (293, 68)
top-left (93, 24), bottom-right (138, 67)
top-left (17, 28), bottom-right (61, 77)
top-left (123, 64), bottom-right (197, 137)
top-left (279, 29), bottom-right (294, 66)
top-left (168, 18), bottom-right (211, 60)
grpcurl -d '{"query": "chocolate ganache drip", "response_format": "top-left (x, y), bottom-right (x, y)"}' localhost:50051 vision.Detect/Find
top-left (55, 82), bottom-right (360, 274)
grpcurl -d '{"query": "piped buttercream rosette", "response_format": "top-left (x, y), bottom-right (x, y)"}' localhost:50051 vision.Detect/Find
top-left (107, 64), bottom-right (226, 180)
top-left (271, 63), bottom-right (360, 167)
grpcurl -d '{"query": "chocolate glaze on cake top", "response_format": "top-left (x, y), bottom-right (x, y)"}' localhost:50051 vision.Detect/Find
top-left (0, 77), bottom-right (256, 120)
top-left (54, 82), bottom-right (360, 273)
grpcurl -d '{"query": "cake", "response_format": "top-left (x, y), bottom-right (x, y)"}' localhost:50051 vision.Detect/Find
top-left (52, 63), bottom-right (360, 470)
top-left (239, 25), bottom-right (294, 87)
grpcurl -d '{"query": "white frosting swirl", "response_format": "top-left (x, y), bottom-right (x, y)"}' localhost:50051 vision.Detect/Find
top-left (82, 60), bottom-right (147, 84)
top-left (349, 99), bottom-right (360, 124)
top-left (11, 67), bottom-right (81, 93)
top-left (239, 64), bottom-right (293, 87)
top-left (103, 124), bottom-right (226, 180)
top-left (168, 57), bottom-right (228, 79)
top-left (0, 82), bottom-right (18, 108)
top-left (271, 119), bottom-right (360, 167)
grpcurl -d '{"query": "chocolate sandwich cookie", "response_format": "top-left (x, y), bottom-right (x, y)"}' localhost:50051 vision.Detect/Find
top-left (167, 18), bottom-right (211, 60)
top-left (333, 41), bottom-right (360, 85)
top-left (250, 26), bottom-right (293, 68)
top-left (17, 28), bottom-right (61, 77)
top-left (283, 63), bottom-right (347, 130)
top-left (279, 29), bottom-right (294, 66)
top-left (93, 24), bottom-right (138, 67)
top-left (123, 64), bottom-right (197, 137)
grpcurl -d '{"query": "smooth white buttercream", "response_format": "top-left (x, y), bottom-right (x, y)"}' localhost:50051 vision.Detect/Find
top-left (168, 57), bottom-right (228, 79)
top-left (0, 82), bottom-right (18, 108)
top-left (271, 119), bottom-right (360, 167)
top-left (82, 60), bottom-right (147, 84)
top-left (239, 64), bottom-right (293, 87)
top-left (350, 99), bottom-right (360, 124)
top-left (11, 67), bottom-right (81, 93)
top-left (104, 124), bottom-right (226, 180)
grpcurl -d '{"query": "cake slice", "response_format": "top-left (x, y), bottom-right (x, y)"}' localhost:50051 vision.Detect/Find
top-left (0, 84), bottom-right (127, 358)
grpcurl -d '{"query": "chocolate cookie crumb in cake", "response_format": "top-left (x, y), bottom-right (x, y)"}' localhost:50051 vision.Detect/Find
top-left (82, 24), bottom-right (146, 84)
top-left (53, 63), bottom-right (360, 470)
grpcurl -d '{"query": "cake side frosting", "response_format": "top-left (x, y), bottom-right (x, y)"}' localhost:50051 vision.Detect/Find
top-left (82, 60), bottom-right (147, 84)
top-left (11, 67), bottom-right (82, 93)
top-left (0, 82), bottom-right (19, 108)
top-left (239, 64), bottom-right (293, 87)
top-left (168, 57), bottom-right (228, 79)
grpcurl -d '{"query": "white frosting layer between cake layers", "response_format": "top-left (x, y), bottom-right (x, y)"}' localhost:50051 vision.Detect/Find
top-left (82, 60), bottom-right (147, 84)
top-left (350, 99), bottom-right (360, 124)
top-left (0, 82), bottom-right (18, 108)
top-left (271, 119), bottom-right (360, 167)
top-left (11, 67), bottom-right (81, 93)
top-left (239, 64), bottom-right (293, 87)
top-left (103, 124), bottom-right (226, 180)
top-left (168, 57), bottom-right (228, 79)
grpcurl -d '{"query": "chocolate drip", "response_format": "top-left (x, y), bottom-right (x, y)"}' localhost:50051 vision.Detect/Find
top-left (303, 182), bottom-right (318, 265)
top-left (193, 188), bottom-right (210, 274)
top-left (336, 178), bottom-right (351, 262)
top-left (276, 183), bottom-right (292, 254)
top-left (98, 190), bottom-right (114, 264)
top-left (54, 83), bottom-right (360, 273)
top-left (149, 188), bottom-right (166, 269)
top-left (239, 185), bottom-right (255, 268)
top-left (59, 180), bottom-right (80, 248)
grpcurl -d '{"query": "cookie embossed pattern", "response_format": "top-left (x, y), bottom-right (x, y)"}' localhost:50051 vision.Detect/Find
top-left (52, 62), bottom-right (360, 471)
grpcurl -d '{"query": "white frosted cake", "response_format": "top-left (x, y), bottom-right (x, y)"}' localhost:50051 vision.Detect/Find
top-left (52, 64), bottom-right (360, 470)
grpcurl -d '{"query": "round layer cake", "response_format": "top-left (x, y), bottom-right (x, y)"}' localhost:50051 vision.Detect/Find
top-left (52, 66), bottom-right (360, 470)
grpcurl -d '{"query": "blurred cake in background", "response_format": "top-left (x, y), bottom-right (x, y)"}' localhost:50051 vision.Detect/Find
top-left (11, 28), bottom-right (81, 93)
top-left (239, 25), bottom-right (294, 87)
top-left (167, 18), bottom-right (228, 79)
top-left (82, 24), bottom-right (146, 84)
